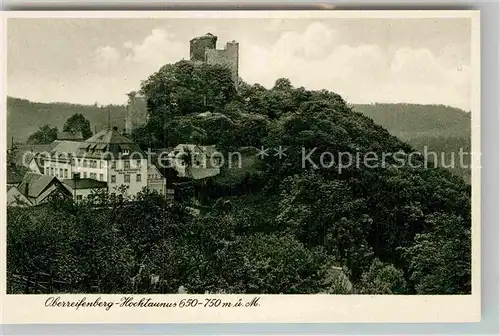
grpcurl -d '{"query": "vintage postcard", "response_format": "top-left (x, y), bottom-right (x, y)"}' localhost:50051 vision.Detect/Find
top-left (1, 10), bottom-right (480, 324)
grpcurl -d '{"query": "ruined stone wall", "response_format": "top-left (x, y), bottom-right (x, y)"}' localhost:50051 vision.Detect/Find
top-left (190, 35), bottom-right (217, 62)
top-left (205, 41), bottom-right (239, 86)
top-left (125, 95), bottom-right (148, 134)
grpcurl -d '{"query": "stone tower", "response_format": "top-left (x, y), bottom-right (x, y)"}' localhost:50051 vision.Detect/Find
top-left (189, 33), bottom-right (239, 87)
top-left (189, 33), bottom-right (217, 62)
top-left (125, 92), bottom-right (148, 135)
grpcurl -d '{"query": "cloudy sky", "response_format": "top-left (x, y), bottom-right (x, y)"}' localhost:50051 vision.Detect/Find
top-left (7, 17), bottom-right (472, 110)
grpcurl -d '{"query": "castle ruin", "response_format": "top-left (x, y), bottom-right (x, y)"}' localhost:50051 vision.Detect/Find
top-left (125, 33), bottom-right (239, 134)
top-left (190, 33), bottom-right (239, 86)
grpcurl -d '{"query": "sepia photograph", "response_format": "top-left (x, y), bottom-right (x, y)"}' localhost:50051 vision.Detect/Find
top-left (1, 10), bottom-right (480, 323)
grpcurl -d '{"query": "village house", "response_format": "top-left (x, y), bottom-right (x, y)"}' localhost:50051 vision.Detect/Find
top-left (147, 163), bottom-right (171, 196)
top-left (61, 178), bottom-right (108, 202)
top-left (8, 172), bottom-right (72, 207)
top-left (38, 127), bottom-right (167, 200)
top-left (9, 128), bottom-right (170, 205)
top-left (42, 140), bottom-right (82, 180)
top-left (11, 144), bottom-right (52, 175)
top-left (167, 144), bottom-right (222, 180)
top-left (57, 131), bottom-right (84, 142)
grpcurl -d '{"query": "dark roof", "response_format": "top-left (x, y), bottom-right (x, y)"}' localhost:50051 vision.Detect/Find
top-left (77, 129), bottom-right (144, 159)
top-left (84, 129), bottom-right (135, 144)
top-left (7, 169), bottom-right (25, 185)
top-left (57, 131), bottom-right (84, 141)
top-left (17, 172), bottom-right (57, 198)
top-left (62, 178), bottom-right (108, 190)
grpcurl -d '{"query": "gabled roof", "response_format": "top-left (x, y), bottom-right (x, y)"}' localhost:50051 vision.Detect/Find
top-left (174, 144), bottom-right (201, 153)
top-left (148, 163), bottom-right (164, 177)
top-left (202, 145), bottom-right (218, 157)
top-left (173, 144), bottom-right (219, 157)
top-left (57, 131), bottom-right (84, 141)
top-left (17, 172), bottom-right (58, 198)
top-left (62, 178), bottom-right (108, 190)
top-left (77, 128), bottom-right (144, 159)
top-left (7, 169), bottom-right (25, 185)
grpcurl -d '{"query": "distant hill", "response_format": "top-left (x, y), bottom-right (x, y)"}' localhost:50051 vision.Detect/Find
top-left (352, 103), bottom-right (470, 139)
top-left (6, 97), bottom-right (127, 144)
top-left (352, 103), bottom-right (471, 182)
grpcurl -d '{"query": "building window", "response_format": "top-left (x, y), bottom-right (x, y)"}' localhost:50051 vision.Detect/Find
top-left (83, 160), bottom-right (88, 167)
top-left (111, 161), bottom-right (116, 169)
top-left (136, 159), bottom-right (141, 168)
top-left (99, 161), bottom-right (103, 168)
top-left (111, 175), bottom-right (116, 183)
top-left (124, 174), bottom-right (130, 183)
top-left (99, 173), bottom-right (103, 181)
top-left (64, 169), bottom-right (68, 178)
top-left (83, 172), bottom-right (87, 178)
top-left (50, 167), bottom-right (54, 175)
top-left (90, 173), bottom-right (97, 179)
top-left (123, 149), bottom-right (130, 155)
top-left (124, 160), bottom-right (130, 169)
top-left (136, 174), bottom-right (141, 182)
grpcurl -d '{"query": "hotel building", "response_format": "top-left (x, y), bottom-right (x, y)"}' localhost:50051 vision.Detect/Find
top-left (42, 127), bottom-right (165, 198)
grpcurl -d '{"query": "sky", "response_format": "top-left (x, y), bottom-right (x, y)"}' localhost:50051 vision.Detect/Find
top-left (7, 17), bottom-right (472, 111)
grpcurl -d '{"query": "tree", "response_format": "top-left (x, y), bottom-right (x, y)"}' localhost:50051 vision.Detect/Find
top-left (277, 171), bottom-right (374, 280)
top-left (403, 213), bottom-right (471, 294)
top-left (63, 113), bottom-right (93, 139)
top-left (27, 125), bottom-right (58, 144)
top-left (356, 258), bottom-right (407, 294)
top-left (141, 60), bottom-right (236, 119)
top-left (212, 233), bottom-right (334, 294)
top-left (273, 78), bottom-right (293, 91)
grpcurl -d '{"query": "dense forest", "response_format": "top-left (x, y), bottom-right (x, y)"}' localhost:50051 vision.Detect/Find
top-left (7, 61), bottom-right (471, 294)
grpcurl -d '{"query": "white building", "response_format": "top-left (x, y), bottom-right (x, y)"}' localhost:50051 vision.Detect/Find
top-left (61, 178), bottom-right (108, 202)
top-left (40, 127), bottom-right (166, 199)
top-left (147, 163), bottom-right (168, 195)
top-left (168, 144), bottom-right (221, 180)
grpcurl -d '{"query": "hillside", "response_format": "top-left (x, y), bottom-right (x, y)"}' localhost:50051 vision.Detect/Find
top-left (352, 103), bottom-right (470, 139)
top-left (352, 103), bottom-right (471, 181)
top-left (6, 97), bottom-right (127, 144)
